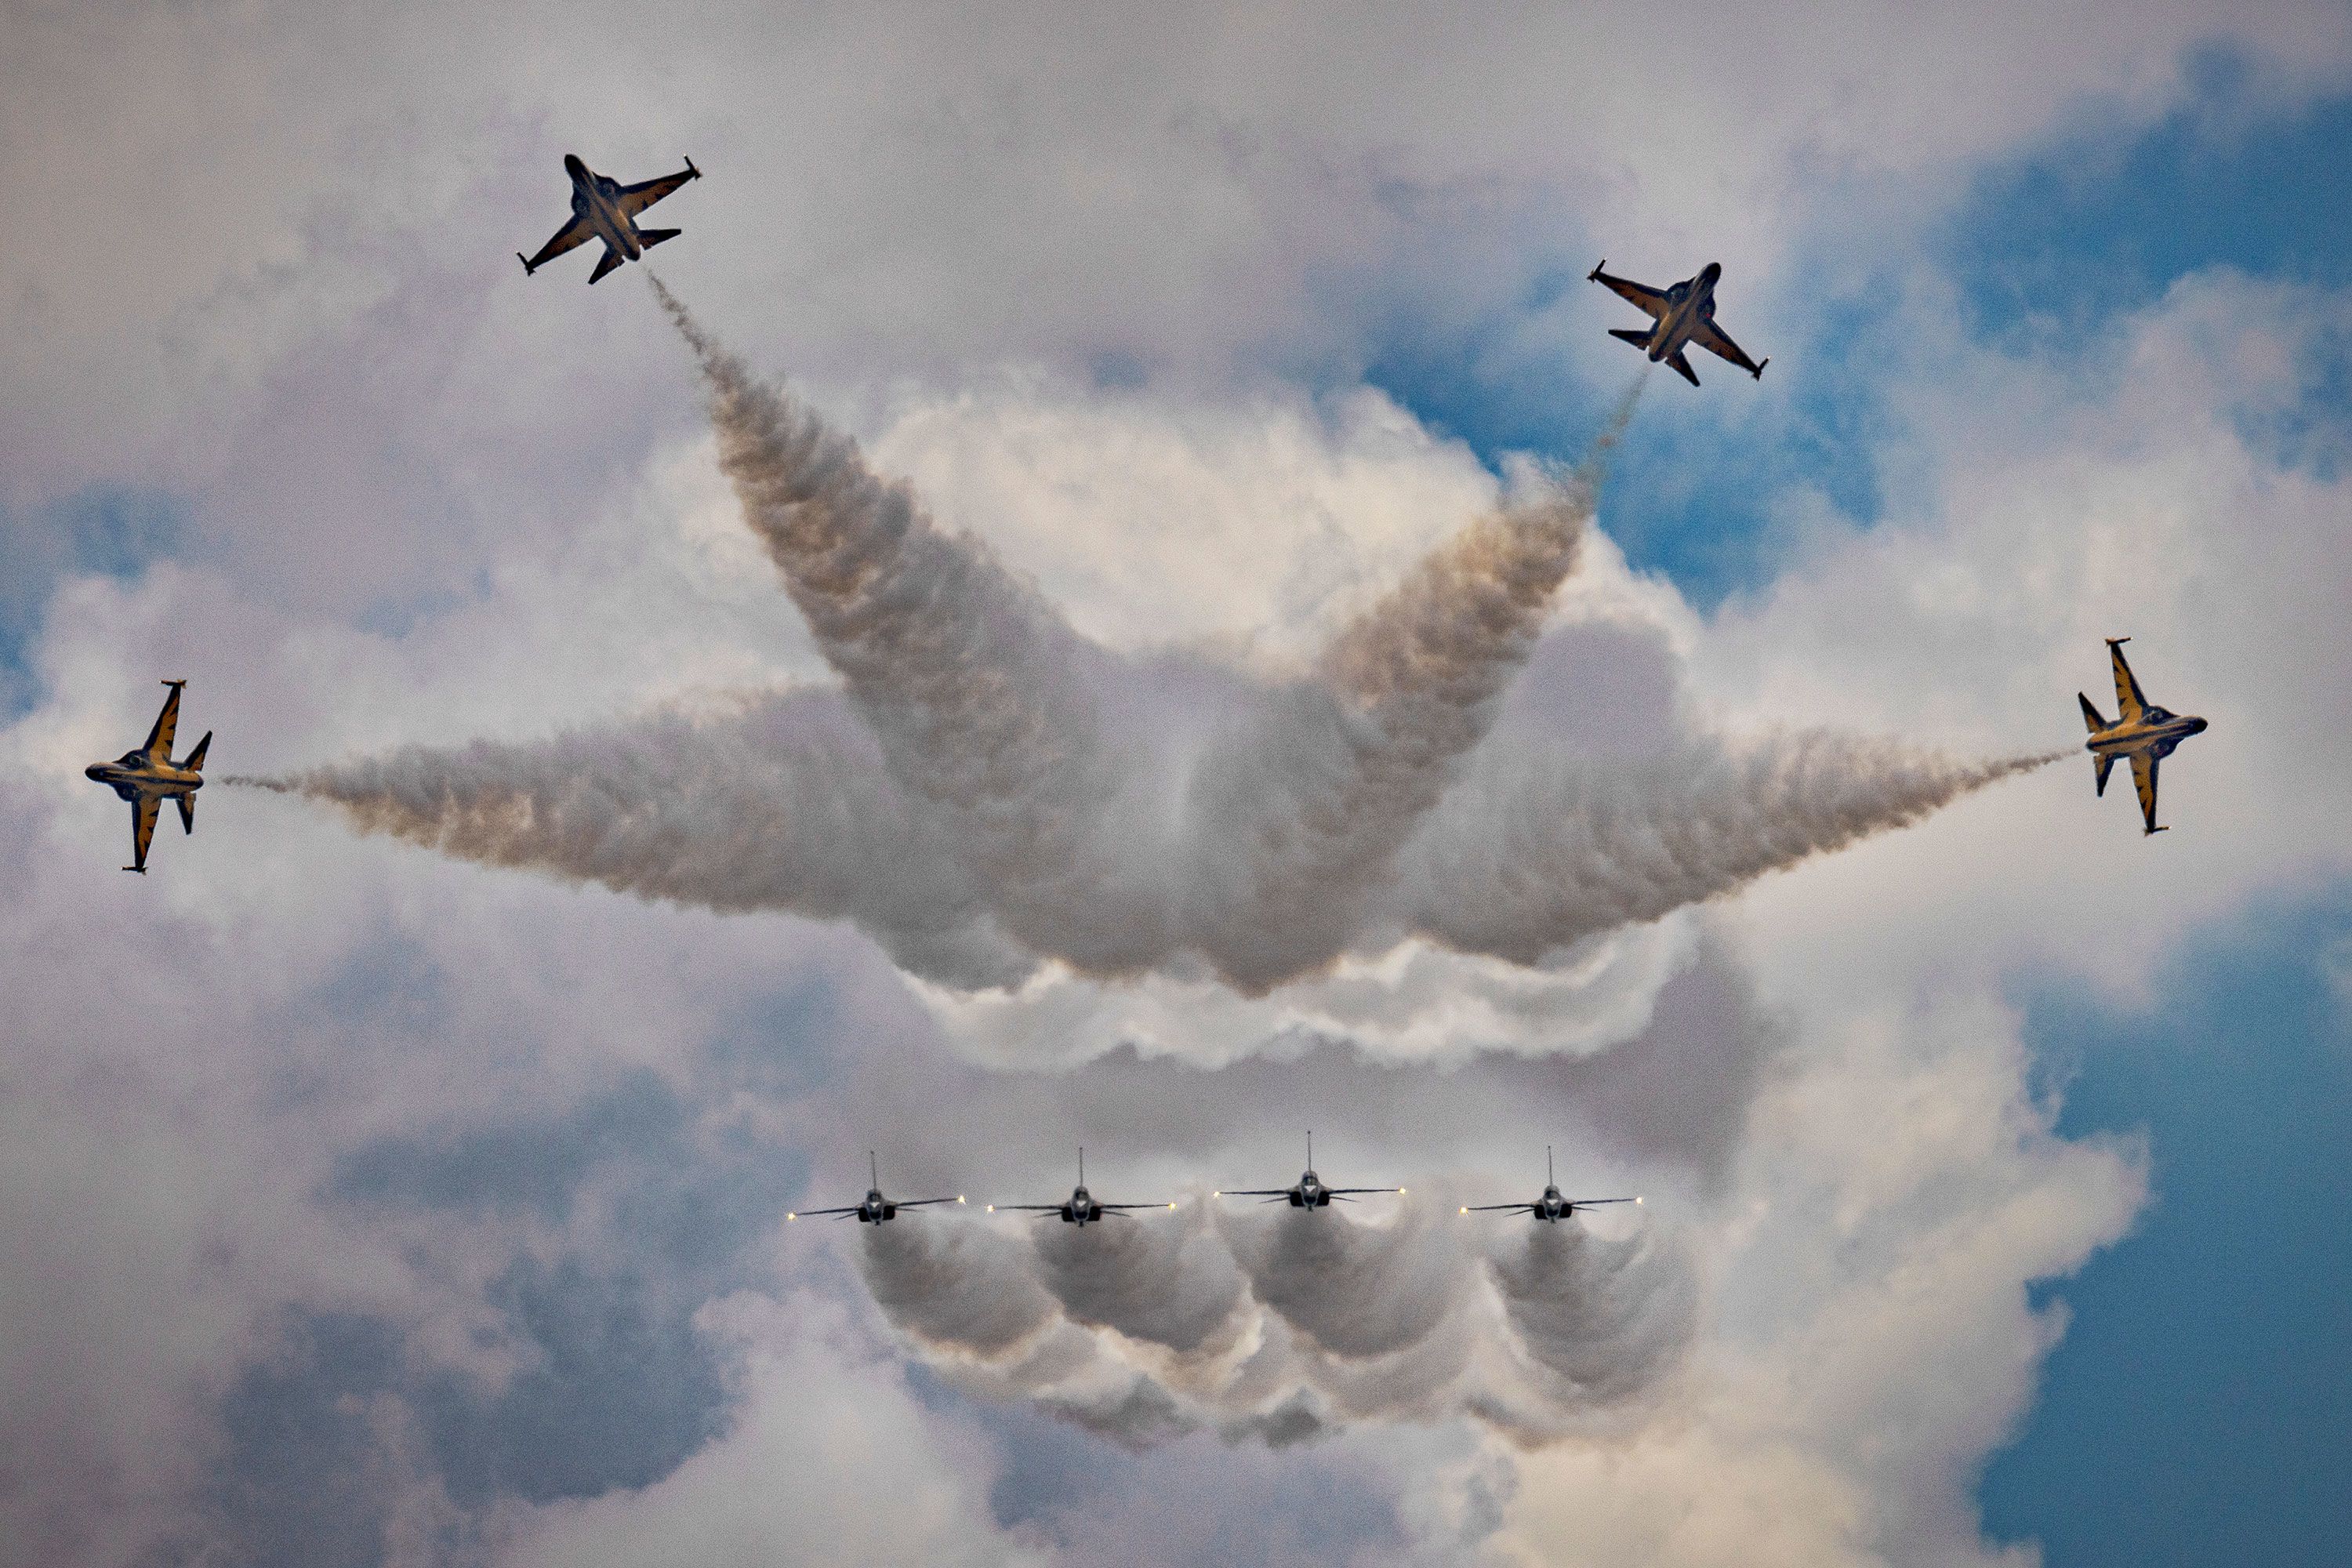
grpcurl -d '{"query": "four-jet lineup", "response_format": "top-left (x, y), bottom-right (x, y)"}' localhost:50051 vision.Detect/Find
top-left (786, 1152), bottom-right (964, 1225)
top-left (85, 680), bottom-right (209, 874)
top-left (2081, 637), bottom-right (2208, 835)
top-left (1588, 259), bottom-right (1769, 387)
top-left (518, 152), bottom-right (702, 285)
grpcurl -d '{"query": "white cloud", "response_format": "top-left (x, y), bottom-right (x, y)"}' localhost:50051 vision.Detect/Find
top-left (492, 1291), bottom-right (1050, 1568)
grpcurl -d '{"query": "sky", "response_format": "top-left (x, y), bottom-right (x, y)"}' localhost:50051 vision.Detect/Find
top-left (4, 4), bottom-right (2350, 1566)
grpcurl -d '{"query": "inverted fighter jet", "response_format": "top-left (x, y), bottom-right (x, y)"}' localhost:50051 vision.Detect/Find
top-left (1215, 1133), bottom-right (1402, 1210)
top-left (85, 680), bottom-right (209, 874)
top-left (787, 1152), bottom-right (964, 1225)
top-left (987, 1149), bottom-right (1176, 1226)
top-left (1588, 260), bottom-right (1769, 387)
top-left (2081, 638), bottom-right (2208, 836)
top-left (517, 152), bottom-right (702, 284)
top-left (1459, 1148), bottom-right (1638, 1224)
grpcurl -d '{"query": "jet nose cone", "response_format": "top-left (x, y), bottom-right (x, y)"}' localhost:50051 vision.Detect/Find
top-left (564, 153), bottom-right (586, 176)
top-left (84, 764), bottom-right (102, 780)
top-left (2191, 717), bottom-right (2209, 734)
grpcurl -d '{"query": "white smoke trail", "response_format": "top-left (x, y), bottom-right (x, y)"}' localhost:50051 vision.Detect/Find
top-left (648, 278), bottom-right (1140, 971)
top-left (851, 1197), bottom-right (1694, 1448)
top-left (230, 689), bottom-right (1033, 989)
top-left (1392, 736), bottom-right (2067, 965)
top-left (1179, 383), bottom-right (1642, 990)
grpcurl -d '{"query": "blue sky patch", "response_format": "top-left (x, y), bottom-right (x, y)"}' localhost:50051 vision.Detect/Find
top-left (1982, 886), bottom-right (2352, 1566)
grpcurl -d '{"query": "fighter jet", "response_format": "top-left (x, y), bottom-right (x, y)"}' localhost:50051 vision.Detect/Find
top-left (2080, 637), bottom-right (2208, 836)
top-left (1588, 260), bottom-right (1769, 387)
top-left (517, 152), bottom-right (702, 285)
top-left (987, 1148), bottom-right (1176, 1226)
top-left (1459, 1148), bottom-right (1639, 1224)
top-left (1214, 1133), bottom-right (1403, 1210)
top-left (84, 680), bottom-right (209, 874)
top-left (786, 1152), bottom-right (964, 1225)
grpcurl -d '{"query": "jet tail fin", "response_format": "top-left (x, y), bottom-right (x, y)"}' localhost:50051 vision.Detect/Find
top-left (1606, 326), bottom-right (1653, 350)
top-left (2078, 693), bottom-right (2109, 734)
top-left (637, 227), bottom-right (681, 250)
top-left (2093, 753), bottom-right (2115, 797)
top-left (176, 793), bottom-right (195, 834)
top-left (183, 731), bottom-right (211, 771)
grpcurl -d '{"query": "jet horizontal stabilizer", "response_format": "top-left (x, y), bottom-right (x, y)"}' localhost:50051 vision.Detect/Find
top-left (1607, 326), bottom-right (1653, 350)
top-left (176, 793), bottom-right (195, 834)
top-left (637, 227), bottom-right (681, 250)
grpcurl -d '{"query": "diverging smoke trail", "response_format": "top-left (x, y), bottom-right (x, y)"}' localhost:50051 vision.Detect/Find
top-left (228, 690), bottom-right (1034, 990)
top-left (1392, 735), bottom-right (2067, 966)
top-left (243, 291), bottom-right (2060, 998)
top-left (650, 278), bottom-right (1138, 966)
top-left (1182, 380), bottom-right (1645, 989)
top-left (853, 1196), bottom-right (1693, 1446)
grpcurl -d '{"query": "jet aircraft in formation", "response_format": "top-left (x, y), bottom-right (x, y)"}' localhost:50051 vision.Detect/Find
top-left (1588, 259), bottom-right (1769, 386)
top-left (1460, 1148), bottom-right (1638, 1222)
top-left (2081, 637), bottom-right (2208, 835)
top-left (987, 1149), bottom-right (1176, 1225)
top-left (518, 153), bottom-right (702, 285)
top-left (786, 1152), bottom-right (964, 1225)
top-left (84, 680), bottom-right (209, 874)
top-left (1214, 1133), bottom-right (1403, 1209)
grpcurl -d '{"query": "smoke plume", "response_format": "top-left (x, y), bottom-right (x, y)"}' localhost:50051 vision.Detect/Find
top-left (237, 291), bottom-right (2061, 1010)
top-left (851, 1197), bottom-right (1694, 1447)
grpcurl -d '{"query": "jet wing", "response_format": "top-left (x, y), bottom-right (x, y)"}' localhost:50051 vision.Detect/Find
top-left (1216, 1189), bottom-right (1292, 1197)
top-left (1098, 1202), bottom-right (1176, 1210)
top-left (2131, 752), bottom-right (2162, 834)
top-left (1590, 265), bottom-right (1670, 320)
top-left (143, 683), bottom-right (182, 758)
top-left (129, 795), bottom-right (158, 873)
top-left (618, 164), bottom-right (698, 218)
top-left (1693, 319), bottom-right (1767, 379)
top-left (2110, 641), bottom-right (2149, 723)
top-left (521, 214), bottom-right (594, 274)
top-left (1327, 1186), bottom-right (1401, 1194)
top-left (786, 1205), bottom-right (861, 1219)
top-left (1463, 1202), bottom-right (1537, 1213)
top-left (895, 1196), bottom-right (961, 1209)
top-left (587, 245), bottom-right (626, 285)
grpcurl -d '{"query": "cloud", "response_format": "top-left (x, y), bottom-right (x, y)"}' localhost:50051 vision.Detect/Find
top-left (491, 1292), bottom-right (1051, 1568)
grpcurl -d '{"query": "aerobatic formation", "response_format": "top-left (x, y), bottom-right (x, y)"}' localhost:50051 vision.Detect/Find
top-left (84, 144), bottom-right (2220, 1464)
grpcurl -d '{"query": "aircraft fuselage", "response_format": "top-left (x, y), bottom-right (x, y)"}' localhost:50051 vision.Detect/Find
top-left (1058, 1185), bottom-right (1105, 1225)
top-left (2086, 709), bottom-right (2207, 762)
top-left (85, 754), bottom-right (202, 798)
top-left (566, 154), bottom-right (644, 262)
top-left (855, 1189), bottom-right (898, 1224)
top-left (1646, 262), bottom-right (1721, 364)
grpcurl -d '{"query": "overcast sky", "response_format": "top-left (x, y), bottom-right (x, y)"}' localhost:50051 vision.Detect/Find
top-left (5, 5), bottom-right (2350, 1566)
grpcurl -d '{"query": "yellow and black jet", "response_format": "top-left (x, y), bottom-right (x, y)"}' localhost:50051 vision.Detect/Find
top-left (2080, 638), bottom-right (2207, 835)
top-left (517, 152), bottom-right (702, 284)
top-left (85, 679), bottom-right (209, 873)
top-left (1588, 259), bottom-right (1769, 387)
